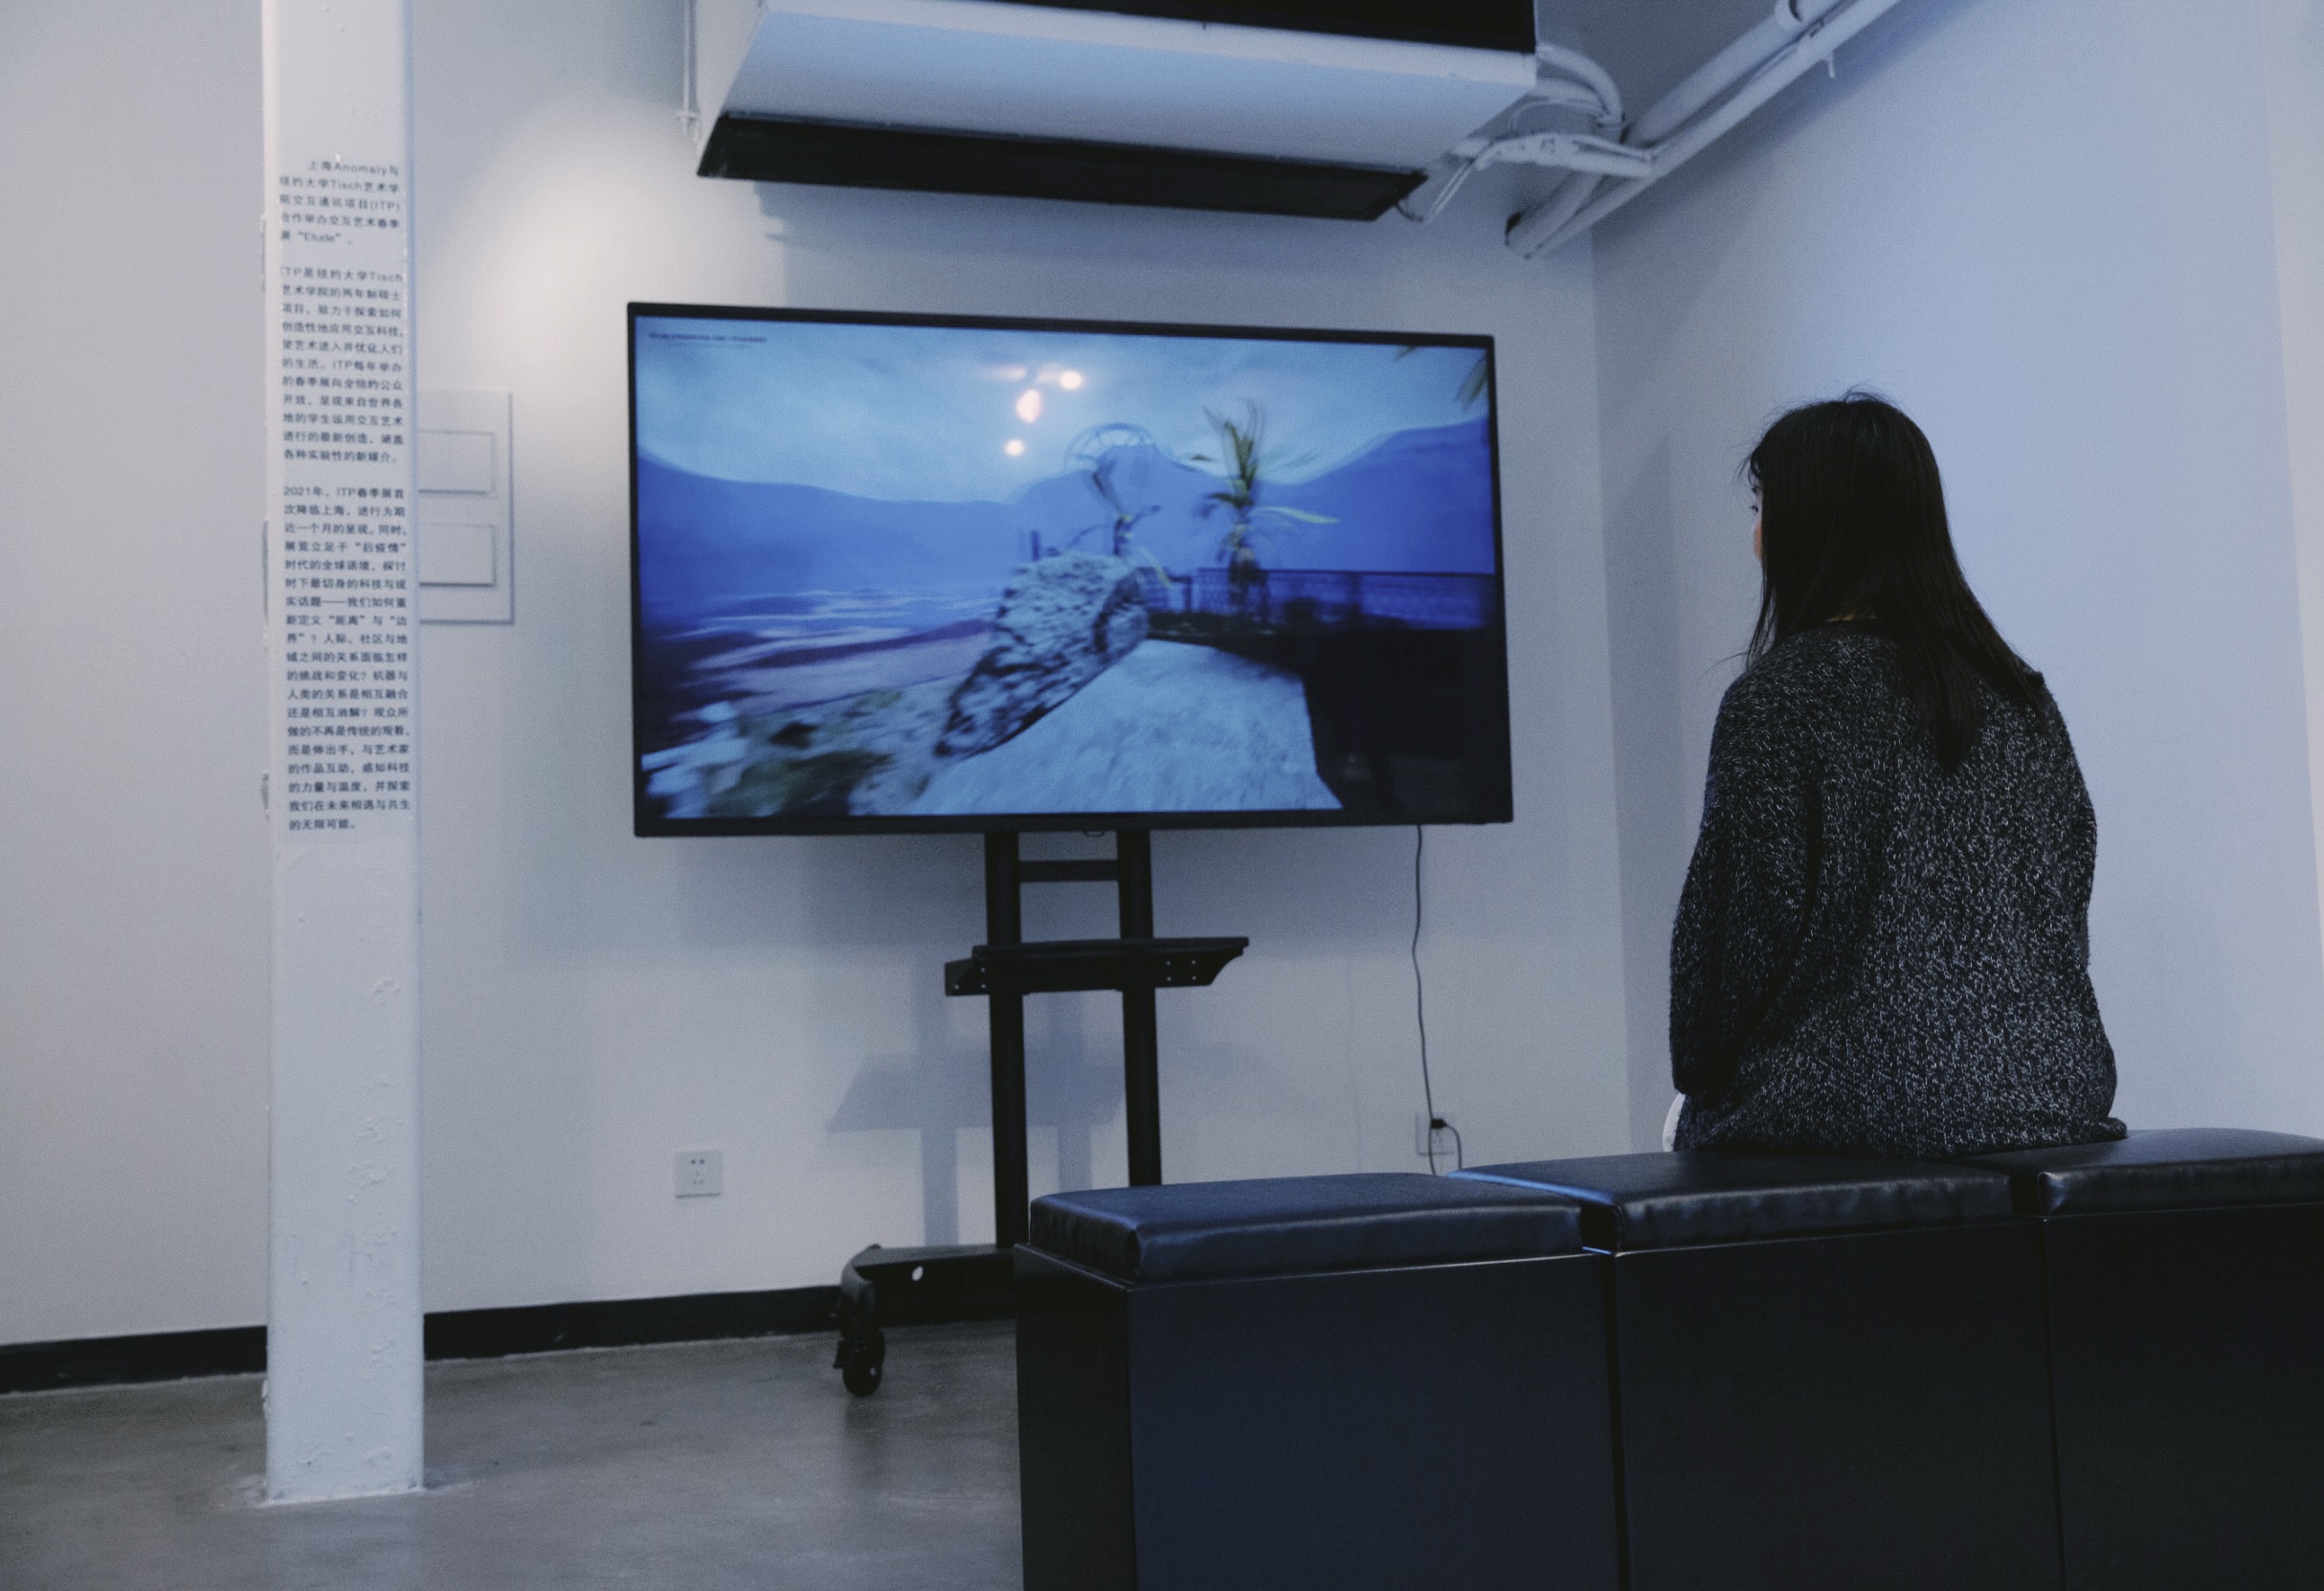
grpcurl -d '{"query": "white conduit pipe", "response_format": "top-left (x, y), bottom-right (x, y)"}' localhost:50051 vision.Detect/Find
top-left (1508, 170), bottom-right (1602, 251)
top-left (1404, 132), bottom-right (1642, 224)
top-left (1628, 0), bottom-right (1842, 146)
top-left (1473, 132), bottom-right (1654, 182)
top-left (1398, 152), bottom-right (1485, 224)
top-left (1533, 40), bottom-right (1625, 132)
top-left (679, 0), bottom-right (702, 145)
top-left (1519, 78), bottom-right (1625, 123)
top-left (1510, 0), bottom-right (1907, 258)
top-left (1400, 50), bottom-right (1623, 223)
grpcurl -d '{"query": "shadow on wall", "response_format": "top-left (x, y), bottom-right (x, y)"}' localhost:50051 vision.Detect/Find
top-left (820, 948), bottom-right (1330, 1239)
top-left (827, 975), bottom-right (1124, 1244)
top-left (602, 0), bottom-right (684, 105)
top-left (1601, 436), bottom-right (1693, 1148)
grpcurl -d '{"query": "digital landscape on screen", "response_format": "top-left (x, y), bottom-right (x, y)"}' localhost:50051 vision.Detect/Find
top-left (629, 305), bottom-right (1513, 835)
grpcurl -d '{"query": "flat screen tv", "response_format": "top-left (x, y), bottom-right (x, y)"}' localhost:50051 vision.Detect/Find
top-left (630, 303), bottom-right (1512, 835)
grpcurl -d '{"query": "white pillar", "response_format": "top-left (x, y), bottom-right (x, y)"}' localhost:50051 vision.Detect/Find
top-left (261, 0), bottom-right (423, 1504)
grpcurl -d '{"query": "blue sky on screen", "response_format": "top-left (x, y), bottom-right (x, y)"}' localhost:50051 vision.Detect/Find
top-left (634, 317), bottom-right (1486, 502)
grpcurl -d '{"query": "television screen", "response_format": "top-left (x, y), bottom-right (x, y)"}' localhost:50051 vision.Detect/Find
top-left (630, 304), bottom-right (1511, 834)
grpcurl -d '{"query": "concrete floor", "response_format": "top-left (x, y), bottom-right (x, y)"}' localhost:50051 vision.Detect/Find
top-left (0, 1322), bottom-right (1020, 1591)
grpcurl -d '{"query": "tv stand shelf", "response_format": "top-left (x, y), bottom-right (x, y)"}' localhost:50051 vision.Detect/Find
top-left (944, 936), bottom-right (1247, 997)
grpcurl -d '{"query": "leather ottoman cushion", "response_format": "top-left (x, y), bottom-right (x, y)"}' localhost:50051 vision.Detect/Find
top-left (1455, 1152), bottom-right (2014, 1250)
top-left (1968, 1128), bottom-right (2324, 1217)
top-left (1028, 1173), bottom-right (1584, 1284)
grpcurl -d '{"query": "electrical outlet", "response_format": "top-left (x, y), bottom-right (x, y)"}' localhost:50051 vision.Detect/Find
top-left (676, 1149), bottom-right (723, 1199)
top-left (1414, 1112), bottom-right (1461, 1164)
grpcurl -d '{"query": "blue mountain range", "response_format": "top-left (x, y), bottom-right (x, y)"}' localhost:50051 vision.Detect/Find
top-left (637, 416), bottom-right (1498, 626)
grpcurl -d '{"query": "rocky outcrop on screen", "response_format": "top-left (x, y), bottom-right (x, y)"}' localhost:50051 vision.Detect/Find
top-left (937, 553), bottom-right (1149, 760)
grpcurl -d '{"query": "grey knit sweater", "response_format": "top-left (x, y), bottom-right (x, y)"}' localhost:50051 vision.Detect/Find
top-left (1670, 623), bottom-right (2124, 1157)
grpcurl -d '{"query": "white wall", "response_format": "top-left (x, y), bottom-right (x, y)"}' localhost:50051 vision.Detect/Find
top-left (0, 0), bottom-right (1627, 1346)
top-left (0, 0), bottom-right (1628, 1346)
top-left (0, 4), bottom-right (271, 1345)
top-left (1593, 0), bottom-right (2324, 1147)
top-left (403, 0), bottom-right (1628, 1312)
top-left (44, 0), bottom-right (2313, 1346)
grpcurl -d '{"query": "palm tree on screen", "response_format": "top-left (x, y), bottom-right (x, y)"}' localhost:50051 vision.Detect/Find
top-left (1189, 404), bottom-right (1334, 616)
top-left (1395, 343), bottom-right (1492, 411)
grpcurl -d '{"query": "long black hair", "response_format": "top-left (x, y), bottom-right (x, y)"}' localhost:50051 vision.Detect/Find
top-left (1748, 392), bottom-right (2038, 768)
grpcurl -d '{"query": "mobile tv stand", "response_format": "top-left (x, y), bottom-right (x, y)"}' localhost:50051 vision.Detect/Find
top-left (833, 830), bottom-right (1246, 1395)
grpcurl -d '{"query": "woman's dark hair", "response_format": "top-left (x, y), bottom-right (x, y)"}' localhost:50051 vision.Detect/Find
top-left (1748, 392), bottom-right (2038, 768)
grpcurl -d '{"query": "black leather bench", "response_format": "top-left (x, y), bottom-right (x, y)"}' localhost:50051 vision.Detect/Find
top-left (1456, 1152), bottom-right (2059, 1591)
top-left (1968, 1128), bottom-right (2324, 1591)
top-left (1015, 1173), bottom-right (1619, 1591)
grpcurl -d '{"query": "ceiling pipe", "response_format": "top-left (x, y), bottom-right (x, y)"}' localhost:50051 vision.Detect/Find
top-left (1466, 113), bottom-right (1632, 239)
top-left (1399, 45), bottom-right (1623, 223)
top-left (1629, 0), bottom-right (1844, 146)
top-left (1520, 78), bottom-right (1625, 123)
top-left (1474, 131), bottom-right (1652, 181)
top-left (1397, 151), bottom-right (1486, 224)
top-left (1400, 128), bottom-right (1642, 226)
top-left (1501, 170), bottom-right (1603, 257)
top-left (1508, 0), bottom-right (1907, 258)
top-left (1534, 39), bottom-right (1625, 133)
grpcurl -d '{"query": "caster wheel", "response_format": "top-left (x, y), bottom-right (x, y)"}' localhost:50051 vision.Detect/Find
top-left (838, 1331), bottom-right (886, 1397)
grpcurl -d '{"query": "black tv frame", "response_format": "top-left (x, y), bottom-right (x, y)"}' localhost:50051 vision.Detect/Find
top-left (628, 302), bottom-right (1513, 837)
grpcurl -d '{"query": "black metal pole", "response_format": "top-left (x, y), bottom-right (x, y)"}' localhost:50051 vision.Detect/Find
top-left (1117, 830), bottom-right (1162, 1186)
top-left (984, 832), bottom-right (1030, 1247)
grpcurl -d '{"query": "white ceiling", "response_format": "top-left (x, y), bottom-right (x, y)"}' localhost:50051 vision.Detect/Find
top-left (1538, 0), bottom-right (1789, 127)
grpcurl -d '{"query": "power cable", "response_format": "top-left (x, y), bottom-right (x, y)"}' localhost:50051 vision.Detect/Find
top-left (1412, 825), bottom-right (1462, 1173)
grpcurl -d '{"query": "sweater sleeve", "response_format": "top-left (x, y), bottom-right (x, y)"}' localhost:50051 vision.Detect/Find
top-left (1669, 670), bottom-right (1821, 1098)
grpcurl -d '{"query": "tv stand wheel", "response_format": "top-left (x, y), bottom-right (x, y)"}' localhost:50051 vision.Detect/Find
top-left (838, 1330), bottom-right (886, 1397)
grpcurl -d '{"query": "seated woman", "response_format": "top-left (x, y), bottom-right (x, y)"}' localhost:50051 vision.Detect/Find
top-left (1669, 392), bottom-right (2125, 1157)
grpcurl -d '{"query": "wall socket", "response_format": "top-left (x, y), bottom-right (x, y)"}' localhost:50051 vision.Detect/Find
top-left (676, 1149), bottom-right (724, 1199)
top-left (1414, 1113), bottom-right (1462, 1165)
